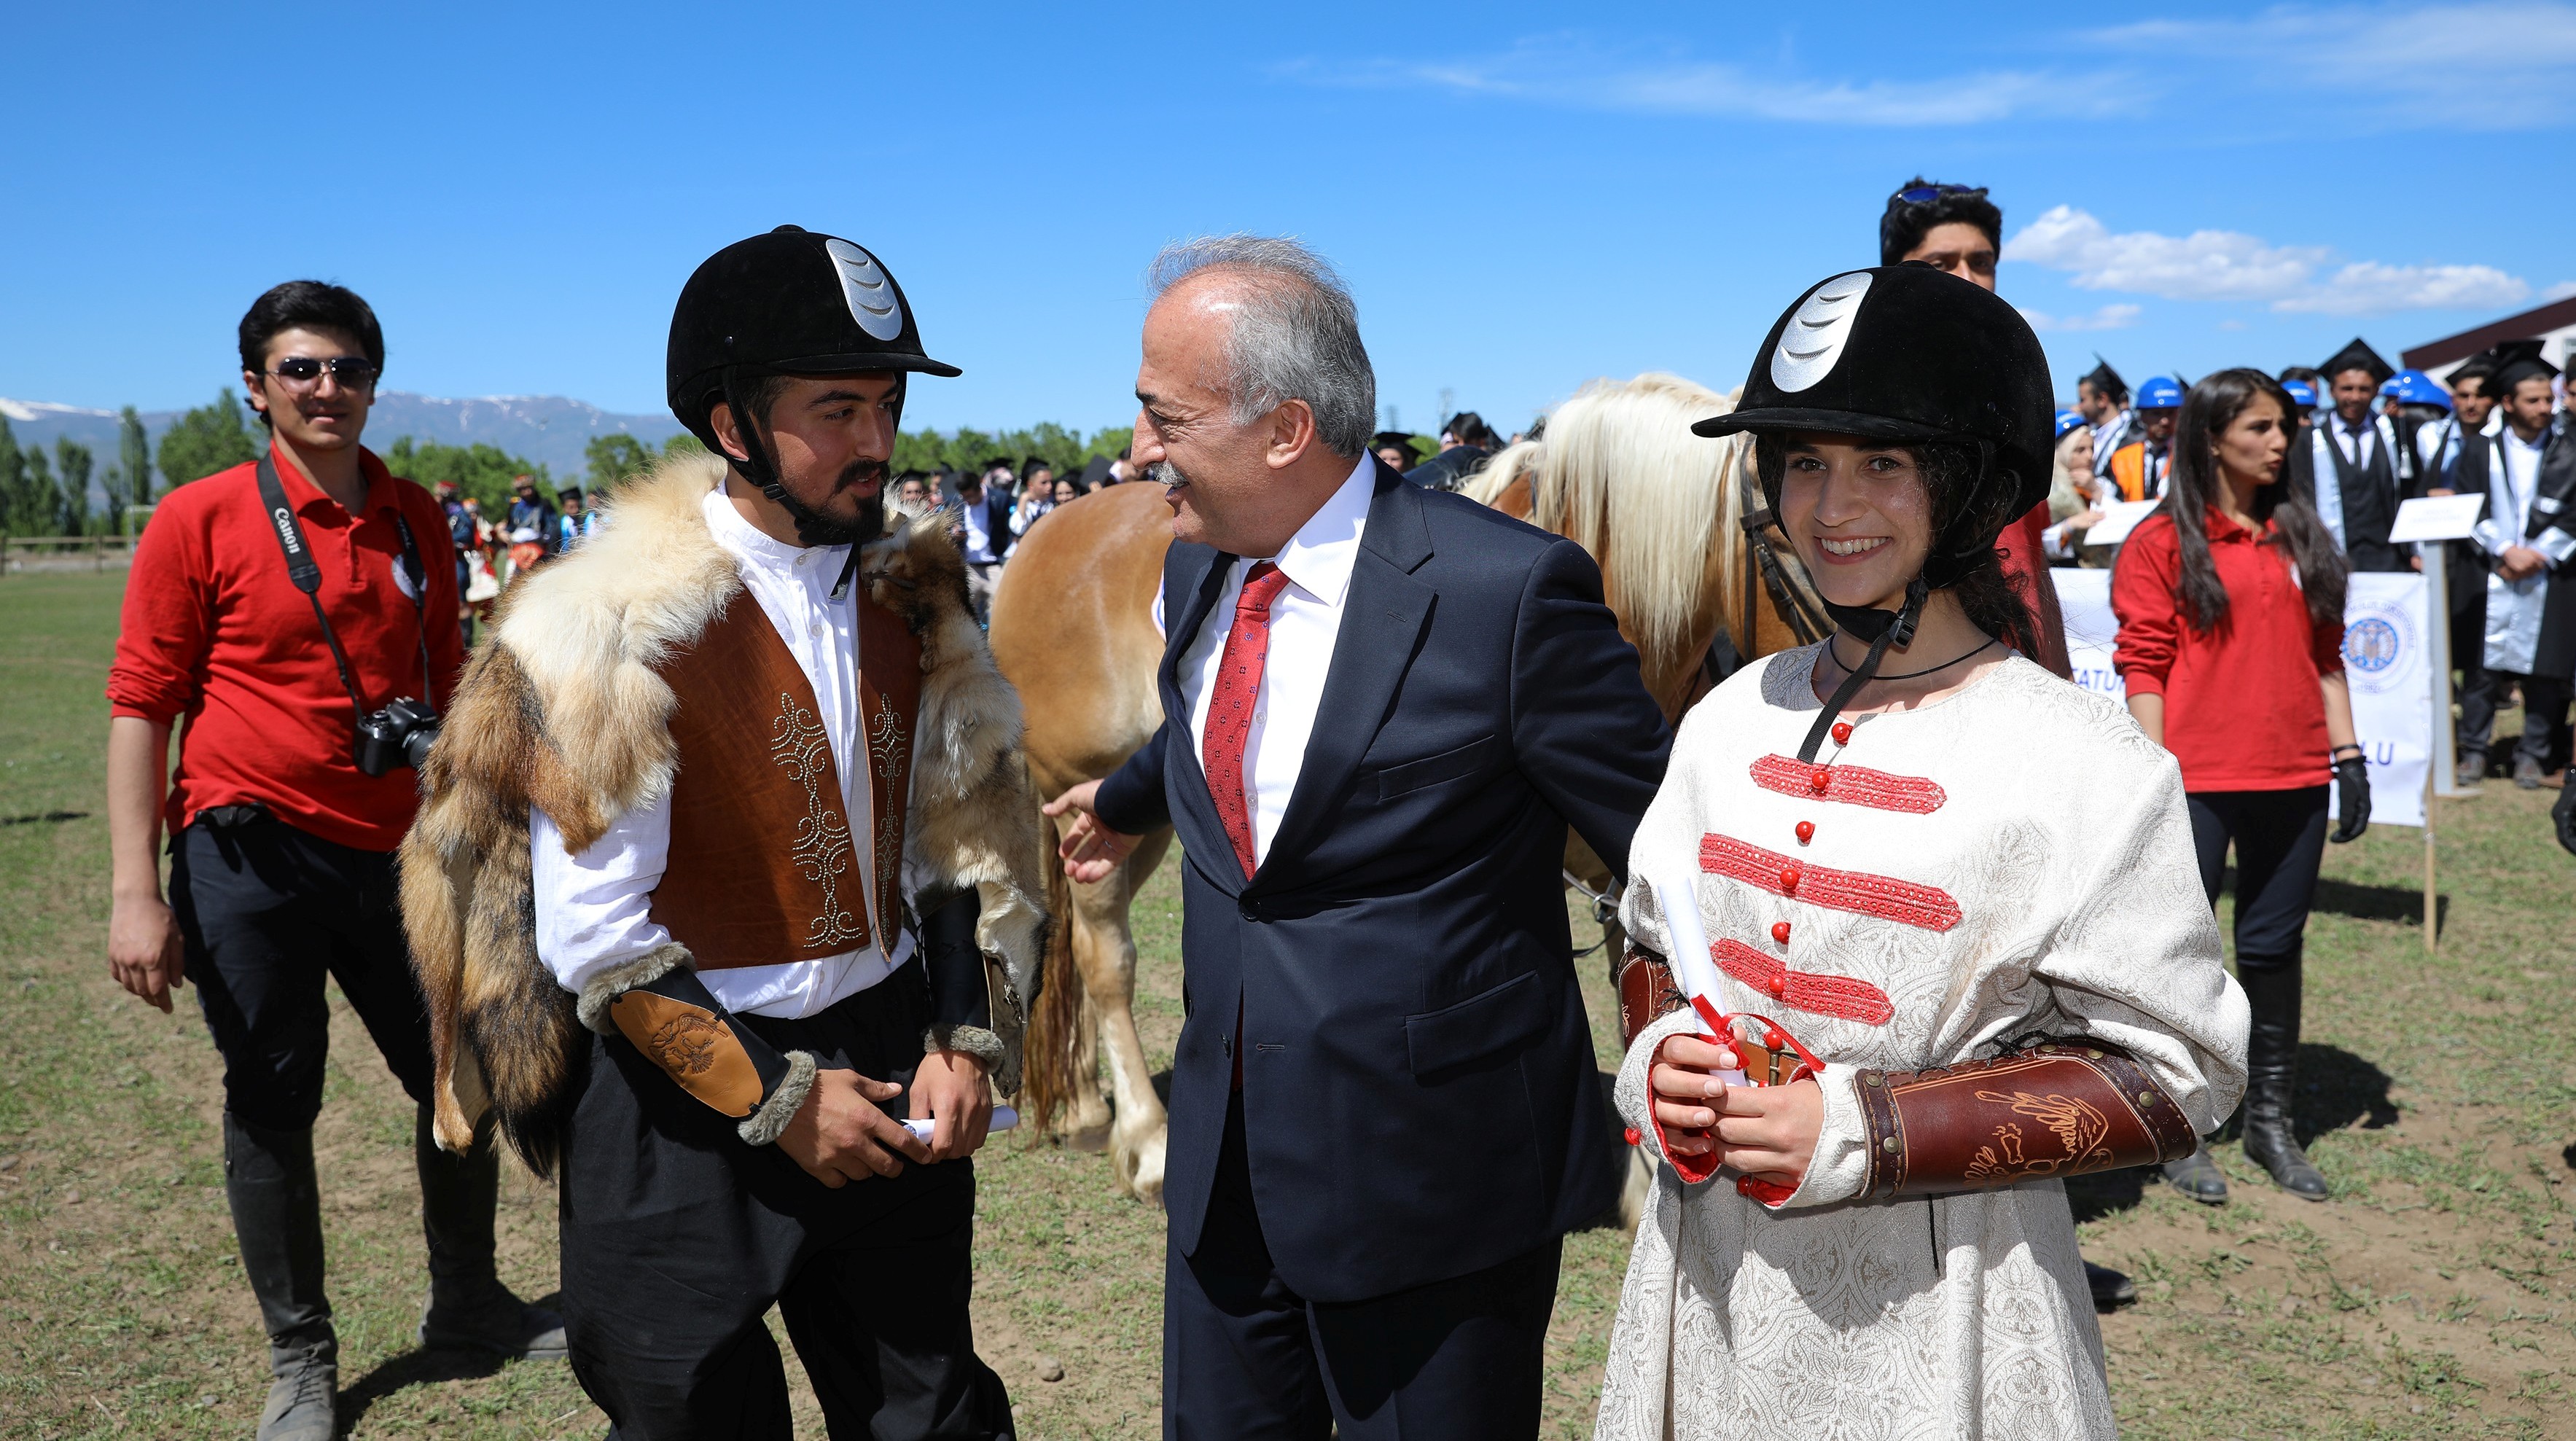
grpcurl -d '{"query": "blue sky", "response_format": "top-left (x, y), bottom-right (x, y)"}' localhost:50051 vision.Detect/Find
top-left (5, 2), bottom-right (2572, 437)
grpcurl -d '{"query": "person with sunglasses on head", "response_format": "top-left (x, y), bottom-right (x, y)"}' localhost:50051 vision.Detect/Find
top-left (105, 281), bottom-right (559, 1441)
top-left (1598, 265), bottom-right (2244, 1440)
top-left (2114, 370), bottom-right (2363, 1206)
top-left (1880, 181), bottom-right (2077, 676)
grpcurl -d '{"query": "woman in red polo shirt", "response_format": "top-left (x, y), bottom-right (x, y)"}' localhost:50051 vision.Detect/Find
top-left (2115, 367), bottom-right (2366, 1206)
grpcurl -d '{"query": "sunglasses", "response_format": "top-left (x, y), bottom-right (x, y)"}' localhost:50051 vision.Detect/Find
top-left (262, 356), bottom-right (378, 391)
top-left (1891, 183), bottom-right (1987, 206)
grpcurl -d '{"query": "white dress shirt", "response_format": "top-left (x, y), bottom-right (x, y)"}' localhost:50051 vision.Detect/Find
top-left (1171, 456), bottom-right (1373, 869)
top-left (529, 486), bottom-right (911, 1018)
top-left (2311, 424), bottom-right (2347, 549)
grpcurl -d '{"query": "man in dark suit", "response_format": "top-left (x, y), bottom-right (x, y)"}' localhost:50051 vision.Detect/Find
top-left (1045, 237), bottom-right (1670, 1438)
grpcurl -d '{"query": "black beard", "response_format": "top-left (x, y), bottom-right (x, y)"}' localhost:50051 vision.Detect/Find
top-left (772, 458), bottom-right (888, 547)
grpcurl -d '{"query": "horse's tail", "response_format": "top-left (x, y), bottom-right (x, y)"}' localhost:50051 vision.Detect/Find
top-left (1019, 808), bottom-right (1085, 1139)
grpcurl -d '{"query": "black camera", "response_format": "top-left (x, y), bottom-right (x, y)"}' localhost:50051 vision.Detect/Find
top-left (354, 696), bottom-right (442, 776)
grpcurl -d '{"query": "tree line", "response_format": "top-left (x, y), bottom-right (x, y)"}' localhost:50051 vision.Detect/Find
top-left (0, 388), bottom-right (1137, 539)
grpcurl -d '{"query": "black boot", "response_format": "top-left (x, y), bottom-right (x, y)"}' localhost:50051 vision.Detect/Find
top-left (222, 1114), bottom-right (339, 1441)
top-left (415, 1104), bottom-right (567, 1359)
top-left (2160, 1137), bottom-right (2229, 1204)
top-left (2238, 957), bottom-right (2328, 1200)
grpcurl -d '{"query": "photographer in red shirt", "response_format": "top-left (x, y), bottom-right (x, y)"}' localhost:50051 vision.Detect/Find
top-left (105, 282), bottom-right (560, 1441)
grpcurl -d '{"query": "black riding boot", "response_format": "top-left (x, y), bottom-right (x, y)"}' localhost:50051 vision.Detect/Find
top-left (222, 1114), bottom-right (338, 1441)
top-left (2238, 956), bottom-right (2329, 1200)
top-left (415, 1104), bottom-right (568, 1358)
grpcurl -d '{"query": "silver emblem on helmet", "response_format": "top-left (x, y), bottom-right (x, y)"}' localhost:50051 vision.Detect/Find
top-left (1769, 271), bottom-right (1870, 394)
top-left (824, 238), bottom-right (904, 343)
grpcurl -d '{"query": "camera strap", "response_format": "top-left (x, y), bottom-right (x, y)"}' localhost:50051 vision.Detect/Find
top-left (257, 456), bottom-right (436, 721)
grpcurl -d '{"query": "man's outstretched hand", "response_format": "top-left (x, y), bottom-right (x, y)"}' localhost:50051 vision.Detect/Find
top-left (1042, 781), bottom-right (1141, 884)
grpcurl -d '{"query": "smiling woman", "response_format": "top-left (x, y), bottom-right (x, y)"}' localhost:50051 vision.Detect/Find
top-left (1599, 265), bottom-right (2246, 1440)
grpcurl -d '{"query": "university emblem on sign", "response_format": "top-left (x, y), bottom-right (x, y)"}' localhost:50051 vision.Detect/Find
top-left (2344, 617), bottom-right (2400, 674)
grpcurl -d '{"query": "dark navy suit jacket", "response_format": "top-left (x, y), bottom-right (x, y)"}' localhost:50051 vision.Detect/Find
top-left (1094, 459), bottom-right (1671, 1303)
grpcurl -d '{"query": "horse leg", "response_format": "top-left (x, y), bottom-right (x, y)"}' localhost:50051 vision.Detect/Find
top-left (1068, 827), bottom-right (1173, 1203)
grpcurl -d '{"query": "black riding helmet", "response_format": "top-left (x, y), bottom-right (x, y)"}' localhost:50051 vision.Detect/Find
top-left (666, 225), bottom-right (959, 503)
top-left (1692, 264), bottom-right (2052, 758)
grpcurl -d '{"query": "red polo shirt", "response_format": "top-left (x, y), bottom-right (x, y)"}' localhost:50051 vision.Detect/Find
top-left (108, 445), bottom-right (464, 851)
top-left (2112, 508), bottom-right (2343, 793)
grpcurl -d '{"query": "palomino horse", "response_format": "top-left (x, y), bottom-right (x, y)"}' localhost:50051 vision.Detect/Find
top-left (989, 373), bottom-right (1830, 1208)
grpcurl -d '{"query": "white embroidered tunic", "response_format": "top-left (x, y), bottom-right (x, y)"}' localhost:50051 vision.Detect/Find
top-left (1598, 647), bottom-right (2247, 1441)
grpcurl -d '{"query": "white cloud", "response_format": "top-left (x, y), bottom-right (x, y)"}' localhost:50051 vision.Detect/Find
top-left (2007, 205), bottom-right (2529, 315)
top-left (2018, 304), bottom-right (2144, 332)
top-left (2088, 4), bottom-right (2576, 128)
top-left (1279, 38), bottom-right (2148, 127)
top-left (2546, 279), bottom-right (2576, 300)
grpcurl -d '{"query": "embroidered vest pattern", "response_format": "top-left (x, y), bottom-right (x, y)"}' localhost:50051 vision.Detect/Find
top-left (769, 692), bottom-right (867, 951)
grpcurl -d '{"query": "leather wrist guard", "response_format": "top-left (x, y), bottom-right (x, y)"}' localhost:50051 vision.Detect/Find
top-left (1854, 1039), bottom-right (2198, 1200)
top-left (578, 944), bottom-right (819, 1147)
top-left (916, 888), bottom-right (1001, 1071)
top-left (1617, 944), bottom-right (1687, 1050)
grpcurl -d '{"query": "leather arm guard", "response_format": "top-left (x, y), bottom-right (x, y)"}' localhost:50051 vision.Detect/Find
top-left (1853, 1039), bottom-right (2200, 1200)
top-left (576, 944), bottom-right (819, 1147)
top-left (916, 889), bottom-right (1002, 1073)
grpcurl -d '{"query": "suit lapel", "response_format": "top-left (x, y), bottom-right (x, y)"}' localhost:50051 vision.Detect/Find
top-left (1159, 546), bottom-right (1243, 886)
top-left (1253, 462), bottom-right (1435, 888)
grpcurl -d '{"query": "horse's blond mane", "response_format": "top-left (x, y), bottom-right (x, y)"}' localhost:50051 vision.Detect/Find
top-left (1524, 372), bottom-right (1745, 662)
top-left (1459, 438), bottom-right (1542, 505)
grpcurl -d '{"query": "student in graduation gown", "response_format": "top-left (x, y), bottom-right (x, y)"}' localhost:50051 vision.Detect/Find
top-left (2078, 356), bottom-right (2131, 488)
top-left (2451, 345), bottom-right (2576, 786)
top-left (2311, 338), bottom-right (2419, 572)
top-left (2420, 351), bottom-right (2505, 782)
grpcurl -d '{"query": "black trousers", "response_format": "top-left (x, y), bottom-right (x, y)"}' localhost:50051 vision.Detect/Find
top-left (2460, 671), bottom-right (2572, 770)
top-left (1162, 1094), bottom-right (1560, 1440)
top-left (169, 811), bottom-right (435, 1131)
top-left (2186, 787), bottom-right (2328, 967)
top-left (560, 976), bottom-right (1012, 1441)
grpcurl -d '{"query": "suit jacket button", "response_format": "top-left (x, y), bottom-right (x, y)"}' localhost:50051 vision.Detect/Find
top-left (1221, 1036), bottom-right (1233, 1057)
top-left (1238, 899), bottom-right (1259, 921)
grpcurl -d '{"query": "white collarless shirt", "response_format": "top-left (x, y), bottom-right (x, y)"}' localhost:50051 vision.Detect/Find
top-left (1170, 456), bottom-right (1373, 870)
top-left (528, 486), bottom-right (910, 1018)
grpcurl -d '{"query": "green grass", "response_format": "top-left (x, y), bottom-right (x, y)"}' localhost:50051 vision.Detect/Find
top-left (3, 569), bottom-right (2572, 1438)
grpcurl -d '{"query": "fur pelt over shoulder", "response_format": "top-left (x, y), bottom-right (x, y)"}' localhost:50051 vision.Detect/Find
top-left (399, 453), bottom-right (1047, 1174)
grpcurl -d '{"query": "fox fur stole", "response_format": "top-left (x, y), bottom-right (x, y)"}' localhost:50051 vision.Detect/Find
top-left (398, 454), bottom-right (1047, 1174)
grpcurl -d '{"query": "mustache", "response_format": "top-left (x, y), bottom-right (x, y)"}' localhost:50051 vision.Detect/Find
top-left (1147, 461), bottom-right (1189, 488)
top-left (836, 457), bottom-right (889, 491)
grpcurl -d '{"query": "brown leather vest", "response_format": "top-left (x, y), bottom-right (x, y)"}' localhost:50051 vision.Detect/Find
top-left (649, 585), bottom-right (921, 970)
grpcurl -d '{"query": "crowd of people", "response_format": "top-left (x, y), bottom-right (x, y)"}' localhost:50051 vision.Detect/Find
top-left (87, 182), bottom-right (2575, 1441)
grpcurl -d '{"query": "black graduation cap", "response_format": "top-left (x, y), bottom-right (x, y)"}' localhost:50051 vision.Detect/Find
top-left (2319, 337), bottom-right (2394, 386)
top-left (1079, 455), bottom-right (1114, 487)
top-left (2481, 340), bottom-right (2557, 393)
top-left (2080, 355), bottom-right (2127, 402)
top-left (1370, 430), bottom-right (1421, 461)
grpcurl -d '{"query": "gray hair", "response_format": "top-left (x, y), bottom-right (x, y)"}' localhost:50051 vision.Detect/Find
top-left (1147, 235), bottom-right (1376, 458)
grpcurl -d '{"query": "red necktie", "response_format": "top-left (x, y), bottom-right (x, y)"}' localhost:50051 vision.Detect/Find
top-left (1203, 561), bottom-right (1292, 878)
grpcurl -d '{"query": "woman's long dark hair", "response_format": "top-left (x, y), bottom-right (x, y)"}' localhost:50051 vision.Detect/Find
top-left (1754, 434), bottom-right (2042, 660)
top-left (2163, 368), bottom-right (2346, 633)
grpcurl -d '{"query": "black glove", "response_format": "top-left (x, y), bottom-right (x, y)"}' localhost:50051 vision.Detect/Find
top-left (2554, 779), bottom-right (2576, 857)
top-left (2330, 754), bottom-right (2371, 843)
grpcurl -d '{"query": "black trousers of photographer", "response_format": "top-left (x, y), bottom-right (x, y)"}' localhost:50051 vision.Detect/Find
top-left (558, 969), bottom-right (1013, 1441)
top-left (169, 808), bottom-right (437, 1129)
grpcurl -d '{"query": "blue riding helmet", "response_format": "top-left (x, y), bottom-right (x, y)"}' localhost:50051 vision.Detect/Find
top-left (2135, 375), bottom-right (2185, 411)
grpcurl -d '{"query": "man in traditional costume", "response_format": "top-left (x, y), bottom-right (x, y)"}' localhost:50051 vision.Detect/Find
top-left (2448, 343), bottom-right (2576, 786)
top-left (2107, 374), bottom-right (2184, 501)
top-left (1595, 265), bottom-right (2247, 1439)
top-left (399, 227), bottom-right (1044, 1439)
top-left (2312, 337), bottom-right (2419, 572)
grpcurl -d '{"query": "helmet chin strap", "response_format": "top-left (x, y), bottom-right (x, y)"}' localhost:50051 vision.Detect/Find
top-left (719, 369), bottom-right (793, 507)
top-left (1798, 577), bottom-right (1929, 764)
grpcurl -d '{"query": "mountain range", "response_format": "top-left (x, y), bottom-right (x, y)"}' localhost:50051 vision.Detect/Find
top-left (0, 392), bottom-right (685, 492)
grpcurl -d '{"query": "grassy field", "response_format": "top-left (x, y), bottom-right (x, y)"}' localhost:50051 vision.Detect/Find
top-left (2, 567), bottom-right (2571, 1440)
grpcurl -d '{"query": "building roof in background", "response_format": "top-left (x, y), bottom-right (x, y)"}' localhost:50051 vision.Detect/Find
top-left (2403, 295), bottom-right (2576, 372)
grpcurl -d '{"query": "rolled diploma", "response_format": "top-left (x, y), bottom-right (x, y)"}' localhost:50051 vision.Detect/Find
top-left (902, 1104), bottom-right (1020, 1140)
top-left (1651, 867), bottom-right (1749, 1087)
